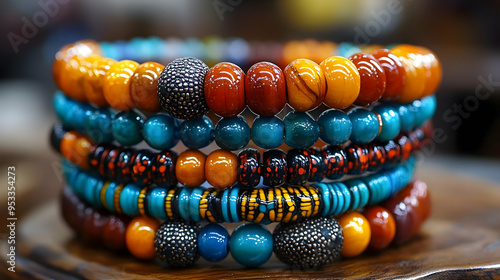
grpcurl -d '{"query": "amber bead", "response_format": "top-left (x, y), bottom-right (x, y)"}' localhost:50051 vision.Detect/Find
top-left (84, 57), bottom-right (116, 107)
top-left (284, 59), bottom-right (326, 112)
top-left (371, 49), bottom-right (406, 101)
top-left (103, 60), bottom-right (139, 110)
top-left (349, 53), bottom-right (386, 106)
top-left (60, 131), bottom-right (92, 170)
top-left (391, 45), bottom-right (427, 103)
top-left (320, 56), bottom-right (360, 109)
top-left (204, 62), bottom-right (246, 117)
top-left (415, 46), bottom-right (442, 96)
top-left (176, 149), bottom-right (206, 187)
top-left (61, 55), bottom-right (100, 102)
top-left (360, 44), bottom-right (384, 54)
top-left (205, 149), bottom-right (238, 189)
top-left (363, 206), bottom-right (396, 251)
top-left (102, 215), bottom-right (130, 252)
top-left (383, 180), bottom-right (431, 245)
top-left (245, 62), bottom-right (287, 117)
top-left (130, 62), bottom-right (163, 112)
top-left (338, 211), bottom-right (371, 258)
top-left (125, 217), bottom-right (160, 259)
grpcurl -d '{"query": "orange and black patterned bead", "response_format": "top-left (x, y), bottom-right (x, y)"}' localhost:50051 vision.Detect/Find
top-left (346, 145), bottom-right (370, 175)
top-left (397, 135), bottom-right (412, 162)
top-left (308, 147), bottom-right (328, 182)
top-left (237, 148), bottom-right (261, 189)
top-left (152, 151), bottom-right (178, 186)
top-left (286, 149), bottom-right (311, 185)
top-left (131, 150), bottom-right (154, 184)
top-left (367, 144), bottom-right (386, 172)
top-left (88, 145), bottom-right (106, 174)
top-left (383, 140), bottom-right (401, 166)
top-left (116, 149), bottom-right (136, 183)
top-left (323, 146), bottom-right (347, 180)
top-left (104, 148), bottom-right (121, 179)
top-left (262, 149), bottom-right (287, 187)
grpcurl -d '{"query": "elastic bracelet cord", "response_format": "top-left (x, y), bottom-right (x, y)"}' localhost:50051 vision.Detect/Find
top-left (53, 90), bottom-right (436, 150)
top-left (61, 175), bottom-right (431, 269)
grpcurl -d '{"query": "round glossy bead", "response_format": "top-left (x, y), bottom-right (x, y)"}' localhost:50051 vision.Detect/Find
top-left (346, 145), bottom-right (370, 175)
top-left (82, 208), bottom-right (108, 243)
top-left (198, 223), bottom-right (229, 262)
top-left (348, 108), bottom-right (379, 145)
top-left (419, 95), bottom-right (437, 125)
top-left (416, 47), bottom-right (442, 96)
top-left (115, 149), bottom-right (135, 183)
top-left (142, 114), bottom-right (179, 150)
top-left (367, 144), bottom-right (386, 172)
top-left (237, 148), bottom-right (261, 189)
top-left (262, 149), bottom-right (287, 187)
top-left (251, 116), bottom-right (285, 149)
top-left (205, 149), bottom-right (238, 189)
top-left (286, 149), bottom-right (311, 185)
top-left (103, 60), bottom-right (139, 110)
top-left (371, 49), bottom-right (406, 100)
top-left (103, 148), bottom-right (121, 180)
top-left (204, 62), bottom-right (246, 117)
top-left (85, 110), bottom-right (113, 144)
top-left (152, 151), bottom-right (178, 186)
top-left (61, 131), bottom-right (92, 170)
top-left (62, 56), bottom-right (100, 102)
top-left (102, 215), bottom-right (130, 252)
top-left (396, 104), bottom-right (415, 132)
top-left (283, 111), bottom-right (319, 149)
top-left (245, 62), bottom-right (286, 117)
top-left (214, 116), bottom-right (250, 151)
top-left (125, 216), bottom-right (160, 259)
top-left (373, 104), bottom-right (401, 142)
top-left (130, 61), bottom-right (163, 112)
top-left (383, 140), bottom-right (401, 166)
top-left (230, 223), bottom-right (273, 268)
top-left (273, 217), bottom-right (343, 269)
top-left (157, 57), bottom-right (210, 120)
top-left (320, 56), bottom-right (360, 109)
top-left (179, 116), bottom-right (214, 149)
top-left (284, 58), bottom-right (326, 112)
top-left (176, 149), bottom-right (206, 187)
top-left (308, 147), bottom-right (328, 182)
top-left (131, 150), bottom-right (153, 184)
top-left (391, 45), bottom-right (427, 102)
top-left (155, 221), bottom-right (201, 268)
top-left (112, 111), bottom-right (144, 146)
top-left (323, 146), bottom-right (347, 180)
top-left (349, 53), bottom-right (386, 106)
top-left (363, 206), bottom-right (396, 251)
top-left (338, 211), bottom-right (371, 258)
top-left (84, 57), bottom-right (116, 107)
top-left (318, 109), bottom-right (352, 146)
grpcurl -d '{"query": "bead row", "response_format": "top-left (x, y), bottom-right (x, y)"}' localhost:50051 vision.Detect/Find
top-left (61, 156), bottom-right (417, 224)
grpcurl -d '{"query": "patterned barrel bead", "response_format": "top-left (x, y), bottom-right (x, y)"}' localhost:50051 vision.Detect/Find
top-left (367, 144), bottom-right (386, 172)
top-left (152, 151), bottom-right (178, 186)
top-left (199, 189), bottom-right (219, 223)
top-left (88, 145), bottom-right (107, 174)
top-left (115, 149), bottom-right (136, 183)
top-left (262, 149), bottom-right (287, 187)
top-left (345, 145), bottom-right (370, 175)
top-left (308, 147), bottom-right (328, 182)
top-left (237, 148), bottom-right (261, 189)
top-left (286, 149), bottom-right (311, 185)
top-left (131, 149), bottom-right (154, 184)
top-left (397, 134), bottom-right (412, 161)
top-left (284, 58), bottom-right (326, 112)
top-left (323, 146), bottom-right (347, 180)
top-left (104, 148), bottom-right (121, 180)
top-left (98, 147), bottom-right (112, 177)
top-left (383, 140), bottom-right (401, 166)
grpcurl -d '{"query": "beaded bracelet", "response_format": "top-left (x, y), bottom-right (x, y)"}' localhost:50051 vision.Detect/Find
top-left (52, 39), bottom-right (441, 121)
top-left (53, 90), bottom-right (436, 150)
top-left (51, 123), bottom-right (428, 188)
top-left (61, 156), bottom-right (417, 224)
top-left (61, 178), bottom-right (431, 268)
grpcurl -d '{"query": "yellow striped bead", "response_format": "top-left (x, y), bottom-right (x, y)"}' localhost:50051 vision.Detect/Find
top-left (138, 186), bottom-right (148, 216)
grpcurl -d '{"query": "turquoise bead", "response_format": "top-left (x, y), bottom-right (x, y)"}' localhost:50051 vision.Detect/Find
top-left (318, 109), bottom-right (352, 145)
top-left (337, 182), bottom-right (351, 214)
top-left (347, 179), bottom-right (369, 210)
top-left (85, 109), bottom-right (114, 143)
top-left (214, 116), bottom-right (250, 151)
top-left (178, 187), bottom-right (193, 221)
top-left (83, 174), bottom-right (100, 205)
top-left (251, 116), bottom-right (284, 149)
top-left (104, 182), bottom-right (119, 213)
top-left (189, 187), bottom-right (204, 223)
top-left (112, 111), bottom-right (144, 146)
top-left (119, 183), bottom-right (141, 216)
top-left (230, 223), bottom-right (273, 267)
top-left (283, 111), bottom-right (319, 149)
top-left (331, 183), bottom-right (343, 216)
top-left (61, 160), bottom-right (79, 186)
top-left (373, 105), bottom-right (401, 142)
top-left (336, 42), bottom-right (362, 58)
top-left (348, 108), bottom-right (379, 144)
top-left (179, 116), bottom-right (214, 149)
top-left (198, 223), bottom-right (229, 262)
top-left (229, 186), bottom-right (241, 222)
top-left (420, 95), bottom-right (437, 124)
top-left (315, 183), bottom-right (331, 216)
top-left (396, 104), bottom-right (415, 132)
top-left (53, 91), bottom-right (69, 124)
top-left (221, 188), bottom-right (231, 223)
top-left (148, 188), bottom-right (167, 220)
top-left (143, 114), bottom-right (179, 150)
top-left (73, 172), bottom-right (87, 198)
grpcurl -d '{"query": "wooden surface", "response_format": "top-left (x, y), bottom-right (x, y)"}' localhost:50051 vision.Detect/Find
top-left (1, 162), bottom-right (500, 279)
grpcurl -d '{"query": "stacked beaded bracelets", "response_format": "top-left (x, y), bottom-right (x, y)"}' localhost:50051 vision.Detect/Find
top-left (50, 37), bottom-right (440, 269)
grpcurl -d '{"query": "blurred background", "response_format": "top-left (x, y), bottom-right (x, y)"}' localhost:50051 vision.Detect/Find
top-left (0, 0), bottom-right (499, 220)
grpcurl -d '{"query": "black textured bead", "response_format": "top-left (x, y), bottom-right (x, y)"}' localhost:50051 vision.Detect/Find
top-left (157, 57), bottom-right (210, 120)
top-left (273, 217), bottom-right (344, 269)
top-left (154, 221), bottom-right (201, 268)
top-left (307, 147), bottom-right (327, 182)
top-left (237, 148), bottom-right (261, 189)
top-left (286, 149), bottom-right (311, 185)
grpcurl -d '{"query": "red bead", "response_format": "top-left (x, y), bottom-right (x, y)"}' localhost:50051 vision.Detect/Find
top-left (371, 49), bottom-right (406, 101)
top-left (83, 208), bottom-right (108, 244)
top-left (102, 215), bottom-right (130, 252)
top-left (205, 62), bottom-right (246, 117)
top-left (363, 206), bottom-right (396, 251)
top-left (245, 62), bottom-right (286, 117)
top-left (349, 53), bottom-right (386, 106)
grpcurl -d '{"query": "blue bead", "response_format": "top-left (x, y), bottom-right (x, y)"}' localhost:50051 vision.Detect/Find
top-left (396, 104), bottom-right (415, 132)
top-left (318, 109), bottom-right (352, 145)
top-left (112, 111), bottom-right (144, 146)
top-left (148, 188), bottom-right (167, 220)
top-left (346, 179), bottom-right (369, 209)
top-left (230, 223), bottom-right (273, 267)
top-left (336, 42), bottom-right (362, 58)
top-left (119, 183), bottom-right (141, 216)
top-left (348, 108), bottom-right (379, 144)
top-left (214, 116), bottom-right (250, 150)
top-left (315, 183), bottom-right (331, 216)
top-left (84, 174), bottom-right (99, 205)
top-left (143, 114), bottom-right (179, 150)
top-left (189, 187), bottom-right (204, 222)
top-left (283, 111), bottom-right (319, 149)
top-left (104, 182), bottom-right (119, 212)
top-left (373, 104), bottom-right (401, 142)
top-left (420, 95), bottom-right (437, 123)
top-left (179, 116), bottom-right (214, 149)
top-left (198, 223), bottom-right (229, 262)
top-left (221, 188), bottom-right (231, 223)
top-left (251, 116), bottom-right (284, 149)
top-left (330, 183), bottom-right (343, 216)
top-left (85, 109), bottom-right (114, 143)
top-left (73, 172), bottom-right (87, 198)
top-left (229, 186), bottom-right (241, 222)
top-left (411, 99), bottom-right (426, 127)
top-left (178, 187), bottom-right (193, 221)
top-left (337, 182), bottom-right (351, 214)
top-left (53, 91), bottom-right (69, 124)
top-left (61, 160), bottom-right (79, 186)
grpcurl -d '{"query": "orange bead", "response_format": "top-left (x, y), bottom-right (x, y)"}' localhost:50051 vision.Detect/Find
top-left (205, 149), bottom-right (238, 189)
top-left (125, 217), bottom-right (159, 259)
top-left (415, 46), bottom-right (442, 96)
top-left (60, 131), bottom-right (92, 170)
top-left (320, 56), bottom-right (360, 109)
top-left (338, 211), bottom-right (371, 258)
top-left (284, 59), bottom-right (326, 112)
top-left (363, 206), bottom-right (396, 251)
top-left (130, 62), bottom-right (164, 112)
top-left (60, 55), bottom-right (100, 102)
top-left (176, 149), bottom-right (207, 187)
top-left (103, 60), bottom-right (139, 110)
top-left (391, 45), bottom-right (427, 103)
top-left (84, 57), bottom-right (116, 107)
top-left (360, 44), bottom-right (384, 54)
